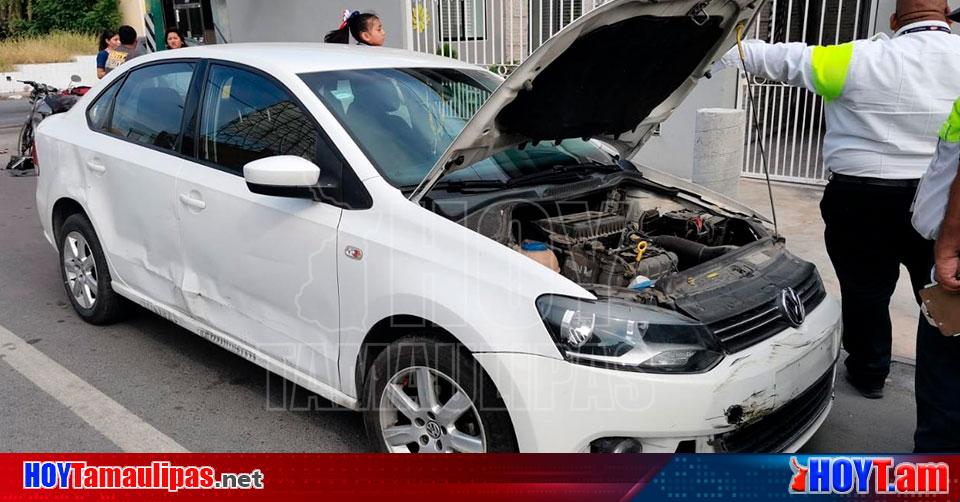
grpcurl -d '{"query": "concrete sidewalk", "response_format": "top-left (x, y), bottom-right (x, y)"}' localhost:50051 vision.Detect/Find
top-left (737, 178), bottom-right (921, 361)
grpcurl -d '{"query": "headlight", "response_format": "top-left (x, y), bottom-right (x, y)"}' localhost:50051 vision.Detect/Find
top-left (536, 295), bottom-right (723, 373)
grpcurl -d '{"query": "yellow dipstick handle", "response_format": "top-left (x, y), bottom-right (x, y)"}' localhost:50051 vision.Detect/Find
top-left (737, 23), bottom-right (747, 61)
top-left (635, 241), bottom-right (649, 262)
top-left (735, 22), bottom-right (747, 60)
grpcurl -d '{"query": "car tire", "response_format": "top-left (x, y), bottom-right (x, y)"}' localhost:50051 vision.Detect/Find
top-left (58, 214), bottom-right (127, 325)
top-left (362, 334), bottom-right (518, 453)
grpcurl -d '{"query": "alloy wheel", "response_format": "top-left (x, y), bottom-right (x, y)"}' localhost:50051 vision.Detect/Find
top-left (62, 231), bottom-right (98, 309)
top-left (378, 366), bottom-right (486, 453)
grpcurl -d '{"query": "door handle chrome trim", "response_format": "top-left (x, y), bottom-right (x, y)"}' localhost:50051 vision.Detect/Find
top-left (178, 193), bottom-right (206, 210)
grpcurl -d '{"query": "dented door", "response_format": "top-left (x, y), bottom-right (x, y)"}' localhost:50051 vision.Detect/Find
top-left (175, 63), bottom-right (343, 386)
top-left (175, 166), bottom-right (342, 386)
top-left (80, 62), bottom-right (197, 311)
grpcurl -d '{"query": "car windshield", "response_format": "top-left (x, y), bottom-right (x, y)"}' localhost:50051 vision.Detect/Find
top-left (299, 67), bottom-right (611, 189)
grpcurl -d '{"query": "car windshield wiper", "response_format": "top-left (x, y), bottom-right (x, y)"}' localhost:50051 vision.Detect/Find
top-left (505, 162), bottom-right (619, 187)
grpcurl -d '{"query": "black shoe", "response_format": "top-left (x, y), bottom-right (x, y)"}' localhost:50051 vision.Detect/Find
top-left (845, 372), bottom-right (884, 399)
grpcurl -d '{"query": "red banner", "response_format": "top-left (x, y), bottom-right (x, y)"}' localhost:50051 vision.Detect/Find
top-left (0, 453), bottom-right (671, 501)
top-left (5, 454), bottom-right (960, 500)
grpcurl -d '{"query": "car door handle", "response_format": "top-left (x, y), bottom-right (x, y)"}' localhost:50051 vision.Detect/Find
top-left (178, 193), bottom-right (206, 211)
top-left (85, 159), bottom-right (106, 173)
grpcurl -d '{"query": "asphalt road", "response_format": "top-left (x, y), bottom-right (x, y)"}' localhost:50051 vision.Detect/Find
top-left (0, 102), bottom-right (917, 453)
top-left (0, 99), bottom-right (31, 129)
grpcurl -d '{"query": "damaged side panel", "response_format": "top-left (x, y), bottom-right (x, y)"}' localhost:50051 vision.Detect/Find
top-left (71, 128), bottom-right (189, 312)
top-left (174, 168), bottom-right (343, 388)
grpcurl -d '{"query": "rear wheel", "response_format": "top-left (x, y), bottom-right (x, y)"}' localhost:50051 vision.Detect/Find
top-left (58, 214), bottom-right (127, 324)
top-left (362, 335), bottom-right (518, 453)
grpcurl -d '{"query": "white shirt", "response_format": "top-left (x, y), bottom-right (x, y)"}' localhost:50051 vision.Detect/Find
top-left (721, 21), bottom-right (960, 179)
top-left (913, 98), bottom-right (960, 239)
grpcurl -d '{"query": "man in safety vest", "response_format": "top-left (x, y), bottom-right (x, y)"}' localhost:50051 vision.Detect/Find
top-left (911, 95), bottom-right (960, 451)
top-left (715, 0), bottom-right (960, 406)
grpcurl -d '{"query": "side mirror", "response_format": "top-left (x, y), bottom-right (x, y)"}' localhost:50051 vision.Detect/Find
top-left (5, 76), bottom-right (11, 82)
top-left (70, 75), bottom-right (81, 83)
top-left (243, 156), bottom-right (324, 199)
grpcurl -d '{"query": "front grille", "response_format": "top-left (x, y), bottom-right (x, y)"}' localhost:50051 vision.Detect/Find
top-left (708, 270), bottom-right (827, 353)
top-left (714, 366), bottom-right (835, 452)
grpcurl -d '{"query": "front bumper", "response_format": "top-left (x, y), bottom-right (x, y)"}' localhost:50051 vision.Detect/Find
top-left (474, 295), bottom-right (842, 453)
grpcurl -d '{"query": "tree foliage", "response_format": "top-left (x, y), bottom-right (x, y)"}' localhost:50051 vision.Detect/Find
top-left (0, 0), bottom-right (119, 38)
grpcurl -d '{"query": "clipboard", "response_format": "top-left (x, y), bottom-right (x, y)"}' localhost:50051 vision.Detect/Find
top-left (920, 283), bottom-right (960, 337)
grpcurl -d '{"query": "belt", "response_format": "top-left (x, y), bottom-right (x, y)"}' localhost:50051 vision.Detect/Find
top-left (828, 172), bottom-right (920, 188)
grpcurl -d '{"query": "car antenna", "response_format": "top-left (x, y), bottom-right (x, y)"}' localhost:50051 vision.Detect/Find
top-left (735, 22), bottom-right (780, 238)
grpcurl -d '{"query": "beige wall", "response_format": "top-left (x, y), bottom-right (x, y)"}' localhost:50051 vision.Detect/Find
top-left (119, 0), bottom-right (146, 34)
top-left (215, 0), bottom-right (411, 48)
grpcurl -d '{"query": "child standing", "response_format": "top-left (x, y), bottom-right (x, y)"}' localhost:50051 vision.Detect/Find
top-left (95, 30), bottom-right (120, 79)
top-left (324, 10), bottom-right (385, 46)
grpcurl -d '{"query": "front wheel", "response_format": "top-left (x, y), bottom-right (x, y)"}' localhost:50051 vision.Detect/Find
top-left (5, 122), bottom-right (33, 171)
top-left (17, 121), bottom-right (33, 154)
top-left (362, 335), bottom-right (518, 453)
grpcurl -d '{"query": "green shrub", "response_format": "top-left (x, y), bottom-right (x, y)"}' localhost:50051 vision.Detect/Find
top-left (80, 0), bottom-right (121, 35)
top-left (436, 43), bottom-right (458, 59)
top-left (1, 0), bottom-right (119, 38)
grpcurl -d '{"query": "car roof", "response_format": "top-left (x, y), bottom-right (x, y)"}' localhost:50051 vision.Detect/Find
top-left (133, 43), bottom-right (481, 74)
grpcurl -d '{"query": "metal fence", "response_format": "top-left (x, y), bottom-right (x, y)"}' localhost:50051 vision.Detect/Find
top-left (410, 0), bottom-right (613, 75)
top-left (408, 0), bottom-right (869, 185)
top-left (739, 0), bottom-right (866, 185)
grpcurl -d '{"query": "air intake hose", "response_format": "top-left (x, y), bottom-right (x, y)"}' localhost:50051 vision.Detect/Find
top-left (650, 236), bottom-right (737, 270)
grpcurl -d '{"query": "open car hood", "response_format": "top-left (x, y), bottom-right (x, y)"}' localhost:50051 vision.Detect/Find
top-left (410, 0), bottom-right (758, 202)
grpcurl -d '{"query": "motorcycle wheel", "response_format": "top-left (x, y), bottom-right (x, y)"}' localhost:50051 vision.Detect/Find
top-left (17, 122), bottom-right (33, 154)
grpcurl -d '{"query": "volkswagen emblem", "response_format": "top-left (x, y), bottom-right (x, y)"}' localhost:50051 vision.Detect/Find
top-left (779, 287), bottom-right (806, 328)
top-left (425, 421), bottom-right (442, 439)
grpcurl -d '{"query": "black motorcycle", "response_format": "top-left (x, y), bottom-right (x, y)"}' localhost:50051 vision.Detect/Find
top-left (4, 75), bottom-right (90, 175)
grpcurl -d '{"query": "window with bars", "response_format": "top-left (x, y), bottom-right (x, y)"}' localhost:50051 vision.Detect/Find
top-left (530, 0), bottom-right (585, 48)
top-left (438, 0), bottom-right (486, 41)
top-left (543, 0), bottom-right (583, 36)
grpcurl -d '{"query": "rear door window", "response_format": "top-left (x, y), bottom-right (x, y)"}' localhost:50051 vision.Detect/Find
top-left (105, 62), bottom-right (195, 151)
top-left (86, 80), bottom-right (121, 131)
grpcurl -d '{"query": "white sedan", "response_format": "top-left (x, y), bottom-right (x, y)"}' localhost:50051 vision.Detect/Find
top-left (34, 0), bottom-right (841, 453)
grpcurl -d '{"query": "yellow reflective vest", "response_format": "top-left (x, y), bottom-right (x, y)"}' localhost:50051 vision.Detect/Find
top-left (719, 21), bottom-right (960, 180)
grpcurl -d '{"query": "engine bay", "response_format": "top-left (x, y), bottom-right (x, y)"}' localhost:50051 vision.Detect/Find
top-left (462, 184), bottom-right (771, 300)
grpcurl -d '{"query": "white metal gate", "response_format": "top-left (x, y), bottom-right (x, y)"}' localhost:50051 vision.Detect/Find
top-left (410, 0), bottom-right (613, 74)
top-left (408, 0), bottom-right (869, 185)
top-left (739, 0), bottom-right (867, 184)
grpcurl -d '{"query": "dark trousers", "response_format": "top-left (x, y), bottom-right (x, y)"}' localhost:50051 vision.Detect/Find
top-left (820, 179), bottom-right (933, 388)
top-left (915, 312), bottom-right (960, 452)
